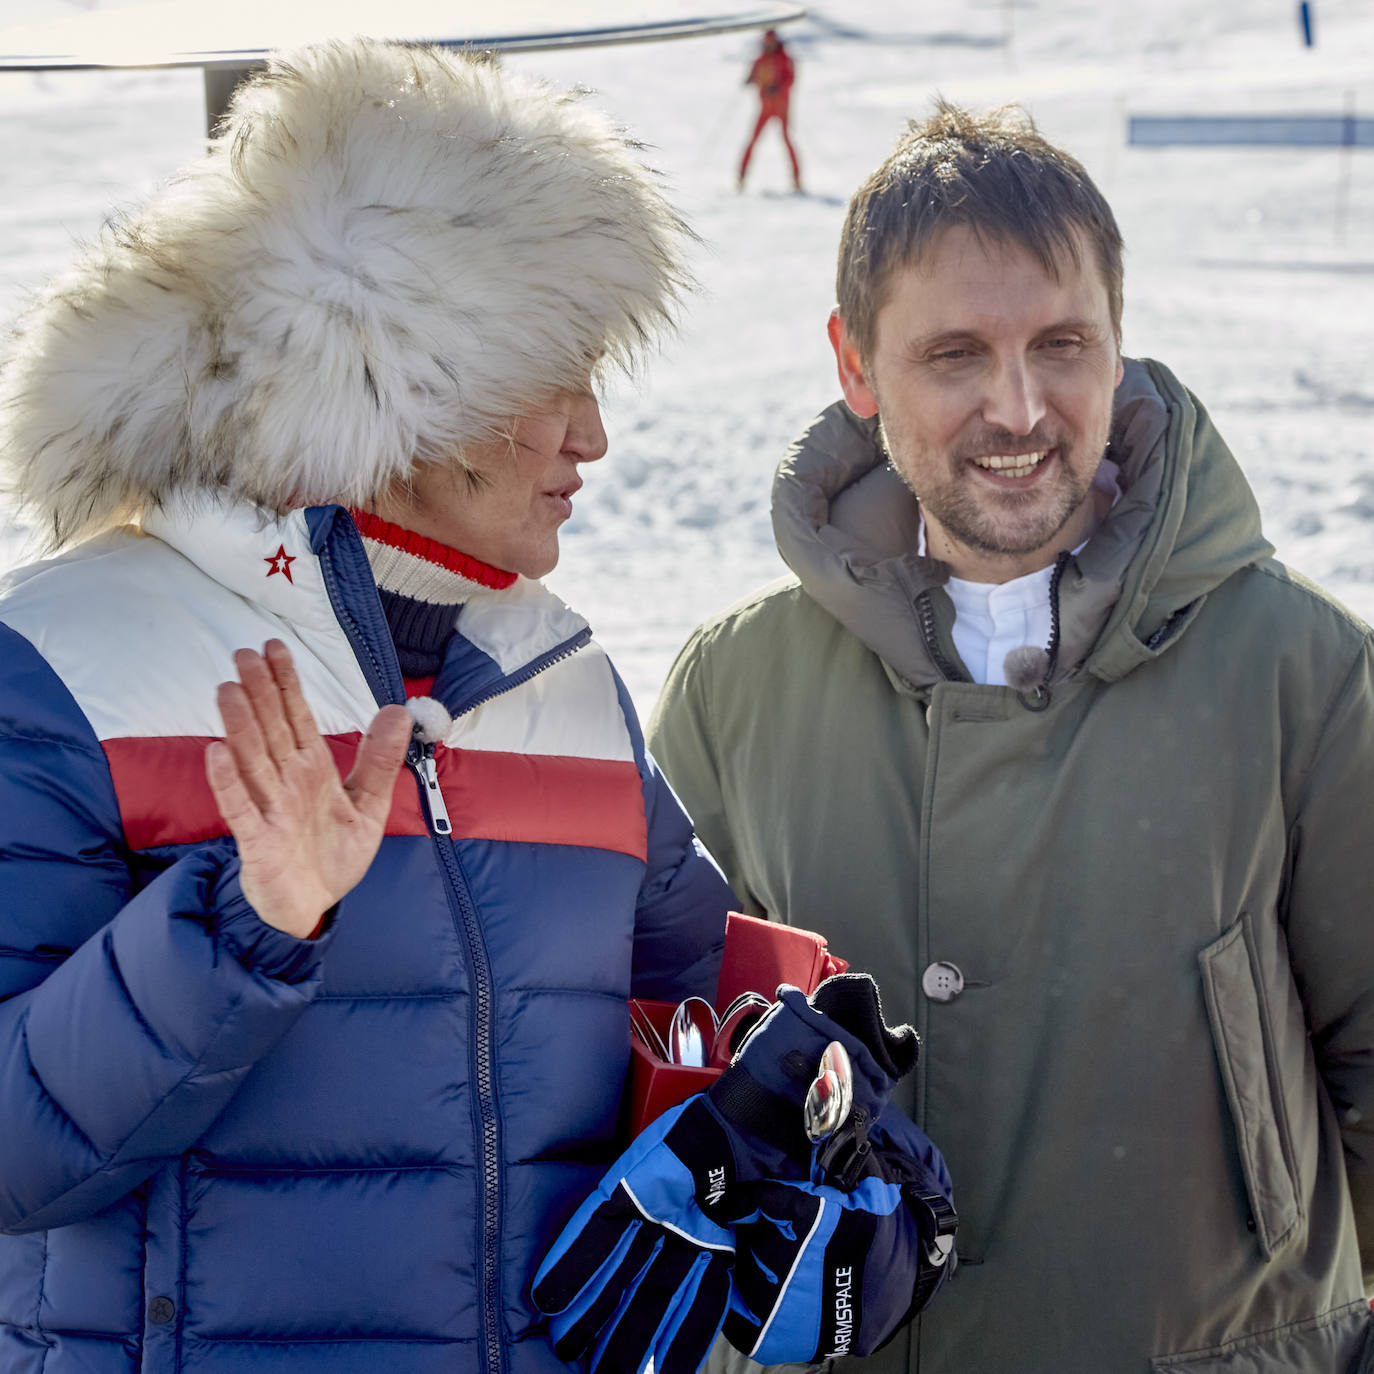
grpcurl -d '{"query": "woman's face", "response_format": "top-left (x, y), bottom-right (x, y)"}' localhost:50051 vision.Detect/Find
top-left (373, 384), bottom-right (607, 578)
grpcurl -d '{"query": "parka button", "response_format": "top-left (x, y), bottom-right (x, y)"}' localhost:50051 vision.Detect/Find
top-left (922, 961), bottom-right (965, 1003)
top-left (147, 1297), bottom-right (176, 1325)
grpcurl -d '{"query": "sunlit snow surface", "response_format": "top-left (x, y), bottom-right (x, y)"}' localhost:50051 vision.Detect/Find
top-left (2, 0), bottom-right (1372, 714)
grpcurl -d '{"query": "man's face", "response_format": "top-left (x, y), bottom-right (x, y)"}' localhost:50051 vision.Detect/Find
top-left (373, 382), bottom-right (607, 578)
top-left (829, 223), bottom-right (1123, 583)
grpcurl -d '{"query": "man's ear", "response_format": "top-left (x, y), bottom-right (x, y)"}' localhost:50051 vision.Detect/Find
top-left (827, 310), bottom-right (878, 418)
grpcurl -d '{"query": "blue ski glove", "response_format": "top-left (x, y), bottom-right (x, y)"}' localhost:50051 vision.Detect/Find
top-left (724, 1113), bottom-right (956, 1362)
top-left (531, 974), bottom-right (955, 1372)
top-left (710, 975), bottom-right (957, 1363)
top-left (530, 1096), bottom-right (737, 1374)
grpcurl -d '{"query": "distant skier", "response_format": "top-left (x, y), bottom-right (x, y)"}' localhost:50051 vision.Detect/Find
top-left (738, 28), bottom-right (802, 191)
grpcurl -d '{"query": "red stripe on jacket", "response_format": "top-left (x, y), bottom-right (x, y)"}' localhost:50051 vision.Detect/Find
top-left (101, 736), bottom-right (648, 860)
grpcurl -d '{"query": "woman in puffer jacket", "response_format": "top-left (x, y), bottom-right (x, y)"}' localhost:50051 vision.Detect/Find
top-left (0, 40), bottom-right (732, 1374)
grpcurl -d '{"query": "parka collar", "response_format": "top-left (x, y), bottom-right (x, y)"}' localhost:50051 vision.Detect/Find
top-left (139, 494), bottom-right (590, 699)
top-left (770, 358), bottom-right (1274, 692)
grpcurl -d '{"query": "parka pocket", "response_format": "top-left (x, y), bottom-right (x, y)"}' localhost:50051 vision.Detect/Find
top-left (1197, 916), bottom-right (1300, 1258)
top-left (1151, 1299), bottom-right (1373, 1371)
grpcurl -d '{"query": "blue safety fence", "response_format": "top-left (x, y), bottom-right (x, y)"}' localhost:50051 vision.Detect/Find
top-left (1129, 115), bottom-right (1374, 148)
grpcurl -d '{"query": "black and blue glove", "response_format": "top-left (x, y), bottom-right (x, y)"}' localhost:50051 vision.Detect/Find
top-left (711, 975), bottom-right (956, 1364)
top-left (531, 974), bottom-right (955, 1372)
top-left (529, 1097), bottom-right (737, 1374)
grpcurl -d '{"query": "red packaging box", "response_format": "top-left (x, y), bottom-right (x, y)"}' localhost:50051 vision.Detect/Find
top-left (624, 911), bottom-right (848, 1136)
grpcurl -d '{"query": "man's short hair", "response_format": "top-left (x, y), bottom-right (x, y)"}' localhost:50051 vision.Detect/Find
top-left (836, 100), bottom-right (1124, 361)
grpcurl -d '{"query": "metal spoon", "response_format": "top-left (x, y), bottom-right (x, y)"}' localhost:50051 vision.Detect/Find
top-left (803, 1040), bottom-right (854, 1143)
top-left (709, 991), bottom-right (774, 1068)
top-left (628, 1000), bottom-right (669, 1061)
top-left (668, 995), bottom-right (718, 1068)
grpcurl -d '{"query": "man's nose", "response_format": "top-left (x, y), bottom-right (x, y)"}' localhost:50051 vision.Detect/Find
top-left (568, 391), bottom-right (609, 463)
top-left (981, 358), bottom-right (1046, 437)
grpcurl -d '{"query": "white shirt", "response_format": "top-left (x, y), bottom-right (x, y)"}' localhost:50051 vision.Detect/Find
top-left (917, 459), bottom-right (1121, 686)
top-left (942, 564), bottom-right (1056, 686)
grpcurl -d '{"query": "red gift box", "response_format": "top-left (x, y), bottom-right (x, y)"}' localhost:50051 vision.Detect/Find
top-left (624, 911), bottom-right (848, 1136)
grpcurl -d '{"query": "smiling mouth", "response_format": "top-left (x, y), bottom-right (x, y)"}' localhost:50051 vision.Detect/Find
top-left (970, 449), bottom-right (1051, 479)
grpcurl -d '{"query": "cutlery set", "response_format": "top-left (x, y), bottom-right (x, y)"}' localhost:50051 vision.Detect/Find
top-left (629, 990), bottom-right (774, 1070)
top-left (629, 991), bottom-right (857, 1150)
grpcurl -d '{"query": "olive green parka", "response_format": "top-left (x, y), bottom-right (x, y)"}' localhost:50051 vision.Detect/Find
top-left (648, 360), bottom-right (1374, 1373)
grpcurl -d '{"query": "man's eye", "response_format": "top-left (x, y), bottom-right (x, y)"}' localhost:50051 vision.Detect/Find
top-left (929, 349), bottom-right (969, 364)
top-left (1043, 336), bottom-right (1082, 351)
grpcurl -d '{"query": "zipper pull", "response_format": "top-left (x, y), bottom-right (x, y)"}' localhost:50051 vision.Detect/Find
top-left (411, 743), bottom-right (452, 836)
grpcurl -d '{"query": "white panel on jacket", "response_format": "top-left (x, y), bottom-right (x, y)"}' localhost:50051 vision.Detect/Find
top-left (445, 643), bottom-right (634, 762)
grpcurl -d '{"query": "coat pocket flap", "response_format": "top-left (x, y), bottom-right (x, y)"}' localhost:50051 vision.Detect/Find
top-left (1197, 917), bottom-right (1299, 1259)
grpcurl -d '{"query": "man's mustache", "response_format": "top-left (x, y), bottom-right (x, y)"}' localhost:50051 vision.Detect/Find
top-left (953, 430), bottom-right (1062, 458)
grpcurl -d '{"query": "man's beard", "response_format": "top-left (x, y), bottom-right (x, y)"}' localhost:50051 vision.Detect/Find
top-left (882, 421), bottom-right (1104, 558)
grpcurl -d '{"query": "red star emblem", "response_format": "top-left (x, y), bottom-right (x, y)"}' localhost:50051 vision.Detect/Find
top-left (264, 544), bottom-right (296, 583)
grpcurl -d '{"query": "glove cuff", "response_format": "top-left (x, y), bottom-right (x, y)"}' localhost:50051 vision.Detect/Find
top-left (707, 1066), bottom-right (811, 1168)
top-left (811, 974), bottom-right (918, 1080)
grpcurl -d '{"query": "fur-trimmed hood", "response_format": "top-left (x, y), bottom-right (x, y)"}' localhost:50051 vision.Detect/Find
top-left (0, 40), bottom-right (694, 547)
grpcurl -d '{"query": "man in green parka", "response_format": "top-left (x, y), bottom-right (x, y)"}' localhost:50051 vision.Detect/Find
top-left (648, 102), bottom-right (1374, 1373)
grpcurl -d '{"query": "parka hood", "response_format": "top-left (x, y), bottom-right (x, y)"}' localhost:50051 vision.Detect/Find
top-left (0, 40), bottom-right (694, 548)
top-left (771, 358), bottom-right (1274, 690)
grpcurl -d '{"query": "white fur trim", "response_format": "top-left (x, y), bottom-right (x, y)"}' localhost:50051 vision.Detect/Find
top-left (405, 695), bottom-right (452, 745)
top-left (0, 41), bottom-right (693, 547)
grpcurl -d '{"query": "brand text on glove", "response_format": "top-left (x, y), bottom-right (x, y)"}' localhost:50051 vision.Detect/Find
top-left (829, 1266), bottom-right (855, 1357)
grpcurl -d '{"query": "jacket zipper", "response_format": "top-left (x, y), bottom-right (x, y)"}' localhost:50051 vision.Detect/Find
top-left (413, 769), bottom-right (505, 1374)
top-left (320, 525), bottom-right (589, 1374)
top-left (415, 637), bottom-right (593, 1374)
top-left (316, 537), bottom-right (399, 708)
top-left (914, 591), bottom-right (968, 684)
top-left (449, 628), bottom-right (592, 719)
top-left (410, 741), bottom-right (452, 835)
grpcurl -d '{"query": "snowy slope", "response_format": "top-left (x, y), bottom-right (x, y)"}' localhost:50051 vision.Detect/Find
top-left (2, 0), bottom-right (1372, 713)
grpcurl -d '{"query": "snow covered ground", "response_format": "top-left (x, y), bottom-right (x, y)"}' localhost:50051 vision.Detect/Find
top-left (2, 0), bottom-right (1372, 714)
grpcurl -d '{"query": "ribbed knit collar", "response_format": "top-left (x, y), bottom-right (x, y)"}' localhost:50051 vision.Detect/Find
top-left (351, 508), bottom-right (517, 602)
top-left (350, 508), bottom-right (517, 678)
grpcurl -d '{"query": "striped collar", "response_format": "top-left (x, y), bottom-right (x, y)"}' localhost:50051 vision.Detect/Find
top-left (350, 508), bottom-right (516, 604)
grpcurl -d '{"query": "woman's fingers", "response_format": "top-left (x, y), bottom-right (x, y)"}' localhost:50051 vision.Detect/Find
top-left (215, 679), bottom-right (282, 812)
top-left (263, 639), bottom-right (324, 754)
top-left (204, 739), bottom-right (265, 845)
top-left (235, 646), bottom-right (299, 767)
top-left (344, 705), bottom-right (413, 819)
top-left (216, 642), bottom-right (333, 816)
top-left (215, 642), bottom-right (406, 841)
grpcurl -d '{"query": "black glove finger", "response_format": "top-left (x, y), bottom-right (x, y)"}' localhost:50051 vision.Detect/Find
top-left (531, 1187), bottom-right (643, 1314)
top-left (810, 974), bottom-right (918, 1079)
top-left (655, 1254), bottom-right (733, 1374)
top-left (549, 1225), bottom-right (660, 1362)
top-left (591, 1238), bottom-right (702, 1374)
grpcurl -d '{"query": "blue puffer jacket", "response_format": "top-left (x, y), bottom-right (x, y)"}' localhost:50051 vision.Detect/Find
top-left (0, 497), bottom-right (731, 1374)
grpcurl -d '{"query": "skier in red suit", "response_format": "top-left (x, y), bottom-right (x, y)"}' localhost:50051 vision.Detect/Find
top-left (738, 28), bottom-right (802, 191)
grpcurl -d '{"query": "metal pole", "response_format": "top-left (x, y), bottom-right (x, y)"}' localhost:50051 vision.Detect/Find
top-left (203, 64), bottom-right (261, 137)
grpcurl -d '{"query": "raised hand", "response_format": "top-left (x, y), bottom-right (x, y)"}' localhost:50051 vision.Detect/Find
top-left (205, 640), bottom-right (413, 938)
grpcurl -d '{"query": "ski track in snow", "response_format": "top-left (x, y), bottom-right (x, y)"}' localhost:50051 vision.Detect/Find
top-left (1, 0), bottom-right (1371, 716)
